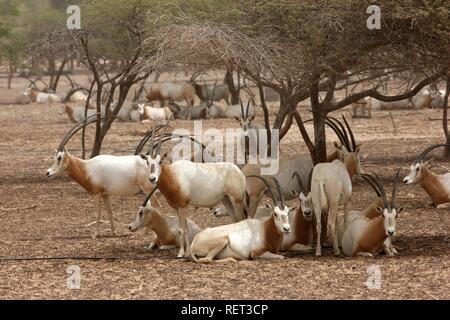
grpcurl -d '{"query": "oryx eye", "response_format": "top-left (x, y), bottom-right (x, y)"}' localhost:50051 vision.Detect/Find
top-left (139, 211), bottom-right (143, 217)
top-left (57, 156), bottom-right (62, 161)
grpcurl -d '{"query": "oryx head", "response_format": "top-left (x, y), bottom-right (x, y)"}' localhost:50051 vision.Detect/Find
top-left (128, 187), bottom-right (159, 232)
top-left (46, 113), bottom-right (104, 177)
top-left (361, 170), bottom-right (404, 237)
top-left (247, 175), bottom-right (293, 233)
top-left (235, 99), bottom-right (254, 137)
top-left (290, 169), bottom-right (313, 221)
top-left (325, 115), bottom-right (363, 178)
top-left (403, 144), bottom-right (449, 185)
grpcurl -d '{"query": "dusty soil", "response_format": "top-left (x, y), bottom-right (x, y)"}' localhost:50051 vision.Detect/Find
top-left (0, 75), bottom-right (449, 300)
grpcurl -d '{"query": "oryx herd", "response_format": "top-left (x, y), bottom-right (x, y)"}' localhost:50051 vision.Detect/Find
top-left (46, 104), bottom-right (450, 262)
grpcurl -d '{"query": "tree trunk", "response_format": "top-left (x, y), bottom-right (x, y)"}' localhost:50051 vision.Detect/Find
top-left (52, 59), bottom-right (67, 92)
top-left (47, 57), bottom-right (56, 89)
top-left (310, 81), bottom-right (327, 163)
top-left (224, 68), bottom-right (240, 105)
top-left (7, 60), bottom-right (13, 89)
top-left (443, 76), bottom-right (450, 158)
top-left (257, 83), bottom-right (272, 156)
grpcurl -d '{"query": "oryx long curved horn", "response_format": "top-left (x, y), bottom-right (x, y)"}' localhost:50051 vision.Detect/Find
top-left (326, 116), bottom-right (351, 151)
top-left (371, 171), bottom-right (389, 209)
top-left (324, 118), bottom-right (350, 151)
top-left (414, 144), bottom-right (450, 163)
top-left (246, 100), bottom-right (251, 118)
top-left (134, 124), bottom-right (165, 155)
top-left (342, 115), bottom-right (357, 151)
top-left (155, 121), bottom-right (170, 156)
top-left (291, 171), bottom-right (305, 193)
top-left (240, 98), bottom-right (245, 119)
top-left (58, 113), bottom-right (105, 151)
top-left (360, 174), bottom-right (382, 198)
top-left (142, 186), bottom-right (159, 207)
top-left (271, 177), bottom-right (285, 208)
top-left (391, 168), bottom-right (401, 209)
top-left (147, 133), bottom-right (207, 156)
top-left (246, 175), bottom-right (278, 205)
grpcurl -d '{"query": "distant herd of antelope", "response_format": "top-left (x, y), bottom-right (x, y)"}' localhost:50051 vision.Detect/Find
top-left (44, 92), bottom-right (450, 262)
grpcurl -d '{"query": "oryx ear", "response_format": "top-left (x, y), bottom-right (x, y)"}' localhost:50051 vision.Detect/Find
top-left (249, 115), bottom-right (255, 122)
top-left (375, 205), bottom-right (384, 214)
top-left (233, 116), bottom-right (240, 122)
top-left (263, 202), bottom-right (273, 209)
top-left (139, 206), bottom-right (145, 210)
top-left (290, 189), bottom-right (299, 196)
top-left (333, 141), bottom-right (341, 150)
top-left (63, 147), bottom-right (68, 154)
top-left (160, 152), bottom-right (169, 161)
top-left (288, 206), bottom-right (297, 213)
top-left (355, 144), bottom-right (362, 153)
top-left (139, 153), bottom-right (148, 161)
top-left (424, 158), bottom-right (433, 166)
top-left (396, 207), bottom-right (405, 214)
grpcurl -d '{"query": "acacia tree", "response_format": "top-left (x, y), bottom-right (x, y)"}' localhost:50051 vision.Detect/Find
top-left (149, 0), bottom-right (450, 163)
top-left (31, 0), bottom-right (171, 157)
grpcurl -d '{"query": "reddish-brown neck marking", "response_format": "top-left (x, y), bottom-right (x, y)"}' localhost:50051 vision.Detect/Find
top-left (29, 90), bottom-right (38, 102)
top-left (64, 154), bottom-right (103, 194)
top-left (353, 215), bottom-right (386, 256)
top-left (263, 214), bottom-right (283, 253)
top-left (157, 164), bottom-right (189, 208)
top-left (294, 209), bottom-right (314, 245)
top-left (420, 167), bottom-right (450, 205)
top-left (147, 211), bottom-right (178, 245)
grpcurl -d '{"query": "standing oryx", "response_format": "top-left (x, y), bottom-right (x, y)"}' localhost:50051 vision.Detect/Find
top-left (342, 171), bottom-right (404, 257)
top-left (324, 115), bottom-right (363, 181)
top-left (143, 125), bottom-right (248, 258)
top-left (310, 159), bottom-right (352, 256)
top-left (190, 176), bottom-right (293, 263)
top-left (235, 100), bottom-right (268, 161)
top-left (145, 83), bottom-right (195, 119)
top-left (46, 116), bottom-right (164, 237)
top-left (403, 144), bottom-right (450, 208)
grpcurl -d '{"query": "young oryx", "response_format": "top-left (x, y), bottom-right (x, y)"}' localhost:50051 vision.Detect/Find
top-left (403, 144), bottom-right (450, 208)
top-left (190, 176), bottom-right (293, 263)
top-left (145, 82), bottom-right (195, 119)
top-left (310, 159), bottom-right (352, 256)
top-left (128, 189), bottom-right (201, 251)
top-left (24, 86), bottom-right (61, 103)
top-left (235, 100), bottom-right (267, 161)
top-left (145, 127), bottom-right (248, 258)
top-left (342, 171), bottom-right (404, 257)
top-left (46, 117), bottom-right (164, 237)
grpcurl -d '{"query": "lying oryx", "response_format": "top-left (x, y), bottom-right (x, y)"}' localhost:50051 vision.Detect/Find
top-left (190, 176), bottom-right (293, 263)
top-left (129, 191), bottom-right (200, 251)
top-left (403, 144), bottom-right (450, 208)
top-left (24, 86), bottom-right (61, 103)
top-left (341, 171), bottom-right (404, 257)
top-left (136, 103), bottom-right (174, 121)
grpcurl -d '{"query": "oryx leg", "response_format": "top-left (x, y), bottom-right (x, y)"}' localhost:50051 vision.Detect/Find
top-left (327, 202), bottom-right (340, 256)
top-left (436, 202), bottom-right (450, 209)
top-left (93, 193), bottom-right (102, 238)
top-left (102, 195), bottom-right (116, 236)
top-left (176, 208), bottom-right (191, 258)
top-left (314, 202), bottom-right (323, 256)
top-left (254, 251), bottom-right (285, 260)
top-left (247, 193), bottom-right (262, 219)
top-left (222, 196), bottom-right (238, 221)
top-left (197, 237), bottom-right (229, 264)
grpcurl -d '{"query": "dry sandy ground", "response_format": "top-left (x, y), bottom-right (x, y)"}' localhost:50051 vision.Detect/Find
top-left (0, 75), bottom-right (449, 300)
